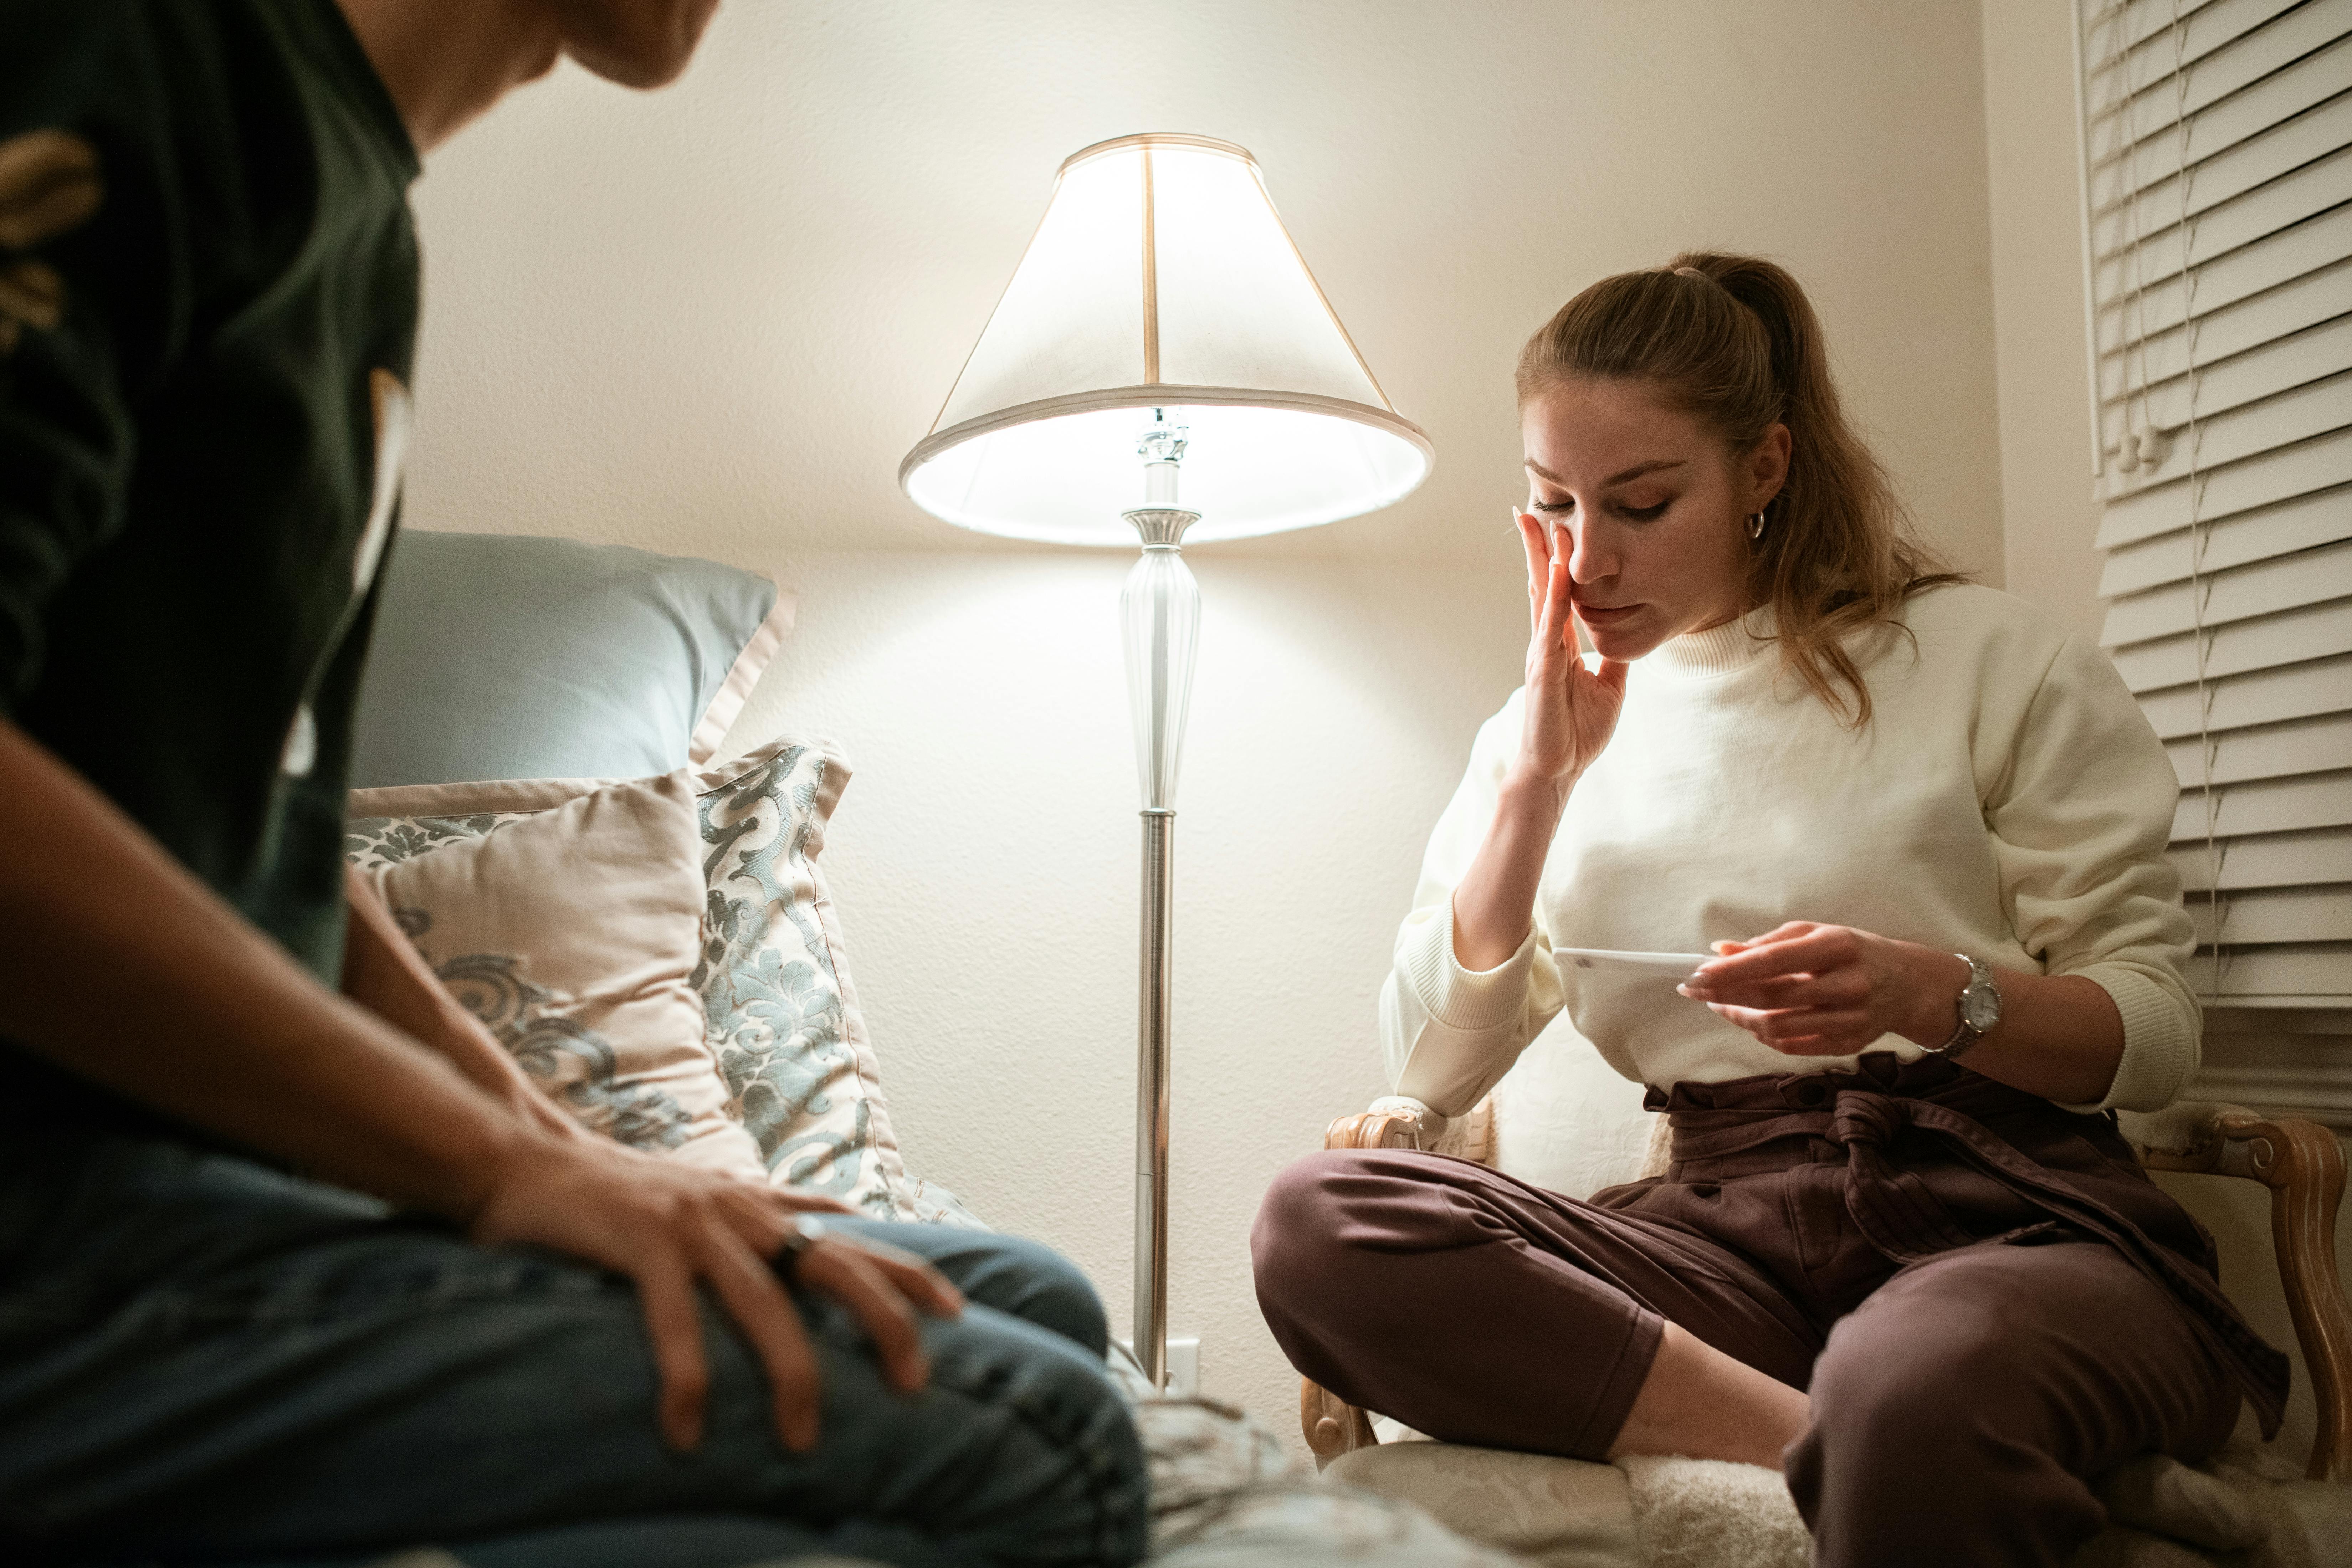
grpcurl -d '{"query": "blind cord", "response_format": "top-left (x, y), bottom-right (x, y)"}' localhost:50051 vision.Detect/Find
top-left (2163, 0), bottom-right (2227, 1004)
top-left (2118, 45), bottom-right (2151, 475)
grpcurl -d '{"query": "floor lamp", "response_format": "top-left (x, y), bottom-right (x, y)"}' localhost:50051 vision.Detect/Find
top-left (898, 133), bottom-right (1431, 1388)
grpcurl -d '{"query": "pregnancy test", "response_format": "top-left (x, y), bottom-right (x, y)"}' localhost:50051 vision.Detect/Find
top-left (1553, 947), bottom-right (1708, 978)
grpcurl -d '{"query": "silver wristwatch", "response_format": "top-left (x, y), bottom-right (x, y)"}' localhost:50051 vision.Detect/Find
top-left (1922, 954), bottom-right (2002, 1059)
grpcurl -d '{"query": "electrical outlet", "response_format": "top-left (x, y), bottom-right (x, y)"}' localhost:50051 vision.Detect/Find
top-left (1119, 1336), bottom-right (1202, 1397)
top-left (1165, 1336), bottom-right (1200, 1397)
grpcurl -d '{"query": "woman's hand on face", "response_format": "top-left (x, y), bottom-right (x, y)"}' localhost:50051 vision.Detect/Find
top-left (1676, 921), bottom-right (1967, 1056)
top-left (1514, 509), bottom-right (1629, 789)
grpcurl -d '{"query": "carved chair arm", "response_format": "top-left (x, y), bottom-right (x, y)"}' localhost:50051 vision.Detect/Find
top-left (1324, 1107), bottom-right (1428, 1152)
top-left (2125, 1103), bottom-right (2350, 1483)
top-left (1326, 1095), bottom-right (1496, 1163)
top-left (1302, 1369), bottom-right (1377, 1466)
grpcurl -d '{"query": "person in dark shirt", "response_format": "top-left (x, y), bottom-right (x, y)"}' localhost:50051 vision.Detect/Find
top-left (0, 4), bottom-right (1146, 1563)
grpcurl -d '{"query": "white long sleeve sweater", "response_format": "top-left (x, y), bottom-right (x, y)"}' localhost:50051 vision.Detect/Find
top-left (1381, 583), bottom-right (2200, 1118)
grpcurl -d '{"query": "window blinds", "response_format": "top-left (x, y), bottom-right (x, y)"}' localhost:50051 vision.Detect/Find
top-left (2072, 0), bottom-right (2352, 1009)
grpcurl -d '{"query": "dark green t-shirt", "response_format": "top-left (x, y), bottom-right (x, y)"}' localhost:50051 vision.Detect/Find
top-left (0, 1), bottom-right (419, 1136)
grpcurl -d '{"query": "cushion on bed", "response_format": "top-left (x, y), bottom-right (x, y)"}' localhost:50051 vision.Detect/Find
top-left (366, 770), bottom-right (765, 1177)
top-left (346, 735), bottom-right (982, 1225)
top-left (349, 530), bottom-right (794, 788)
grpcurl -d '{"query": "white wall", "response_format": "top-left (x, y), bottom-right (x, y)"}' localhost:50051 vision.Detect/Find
top-left (401, 0), bottom-right (2005, 1450)
top-left (1978, 0), bottom-right (2107, 644)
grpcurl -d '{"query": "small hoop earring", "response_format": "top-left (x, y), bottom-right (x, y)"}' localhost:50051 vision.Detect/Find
top-left (1746, 510), bottom-right (1768, 540)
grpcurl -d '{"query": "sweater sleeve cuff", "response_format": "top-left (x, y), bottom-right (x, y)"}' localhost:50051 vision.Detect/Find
top-left (1399, 899), bottom-right (1538, 1032)
top-left (2056, 966), bottom-right (2197, 1114)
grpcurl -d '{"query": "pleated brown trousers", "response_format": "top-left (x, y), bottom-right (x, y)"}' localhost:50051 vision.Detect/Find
top-left (1251, 1054), bottom-right (2290, 1568)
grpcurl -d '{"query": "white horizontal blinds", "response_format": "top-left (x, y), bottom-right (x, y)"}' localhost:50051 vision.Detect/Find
top-left (2076, 0), bottom-right (2352, 1009)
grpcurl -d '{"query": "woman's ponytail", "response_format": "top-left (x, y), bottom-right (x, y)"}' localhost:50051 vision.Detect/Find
top-left (1516, 252), bottom-right (1964, 726)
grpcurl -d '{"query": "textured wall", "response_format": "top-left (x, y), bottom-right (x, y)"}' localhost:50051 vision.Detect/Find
top-left (399, 0), bottom-right (2003, 1451)
top-left (1979, 0), bottom-right (2108, 644)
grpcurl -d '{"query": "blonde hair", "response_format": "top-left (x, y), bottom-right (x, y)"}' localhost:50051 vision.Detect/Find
top-left (1515, 251), bottom-right (1965, 726)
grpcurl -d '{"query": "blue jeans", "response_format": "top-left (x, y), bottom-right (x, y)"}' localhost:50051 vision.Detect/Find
top-left (0, 1135), bottom-right (1148, 1568)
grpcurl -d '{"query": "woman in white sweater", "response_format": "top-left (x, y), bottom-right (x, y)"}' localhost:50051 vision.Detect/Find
top-left (1252, 253), bottom-right (2286, 1568)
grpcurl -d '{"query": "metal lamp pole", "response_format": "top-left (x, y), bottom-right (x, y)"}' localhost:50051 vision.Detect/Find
top-left (1120, 412), bottom-right (1199, 1391)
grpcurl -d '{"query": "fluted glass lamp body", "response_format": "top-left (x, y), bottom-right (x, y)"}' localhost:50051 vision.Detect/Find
top-left (1121, 507), bottom-right (1200, 810)
top-left (1120, 547), bottom-right (1198, 809)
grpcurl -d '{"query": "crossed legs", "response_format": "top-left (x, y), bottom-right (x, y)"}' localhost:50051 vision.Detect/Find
top-left (1253, 1147), bottom-right (1818, 1458)
top-left (1253, 1148), bottom-right (2236, 1568)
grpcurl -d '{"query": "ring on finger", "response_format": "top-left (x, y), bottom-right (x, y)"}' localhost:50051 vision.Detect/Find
top-left (773, 1214), bottom-right (827, 1285)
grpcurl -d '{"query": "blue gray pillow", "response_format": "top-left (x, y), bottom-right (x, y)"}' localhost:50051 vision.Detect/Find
top-left (350, 530), bottom-right (783, 788)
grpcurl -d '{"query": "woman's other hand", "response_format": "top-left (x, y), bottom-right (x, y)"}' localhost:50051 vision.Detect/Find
top-left (467, 1136), bottom-right (957, 1455)
top-left (1514, 508), bottom-right (1629, 791)
top-left (1676, 921), bottom-right (1968, 1056)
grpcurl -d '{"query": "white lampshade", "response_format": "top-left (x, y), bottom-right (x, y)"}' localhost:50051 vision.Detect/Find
top-left (900, 133), bottom-right (1432, 546)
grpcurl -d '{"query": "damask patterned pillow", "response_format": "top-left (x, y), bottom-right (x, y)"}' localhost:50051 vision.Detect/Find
top-left (366, 771), bottom-right (765, 1177)
top-left (347, 735), bottom-right (984, 1225)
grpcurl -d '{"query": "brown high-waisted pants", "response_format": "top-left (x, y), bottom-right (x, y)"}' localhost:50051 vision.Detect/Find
top-left (1251, 1055), bottom-right (2290, 1568)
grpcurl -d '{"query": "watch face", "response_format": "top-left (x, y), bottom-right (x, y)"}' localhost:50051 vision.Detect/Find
top-left (1962, 982), bottom-right (2003, 1033)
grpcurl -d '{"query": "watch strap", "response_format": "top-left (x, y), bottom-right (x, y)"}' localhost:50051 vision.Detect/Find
top-left (1924, 953), bottom-right (1993, 1058)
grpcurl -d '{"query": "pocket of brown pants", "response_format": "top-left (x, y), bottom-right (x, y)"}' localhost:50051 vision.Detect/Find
top-left (1785, 1163), bottom-right (1854, 1281)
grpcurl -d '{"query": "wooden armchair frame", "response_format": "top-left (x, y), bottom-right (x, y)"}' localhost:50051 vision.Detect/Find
top-left (1300, 1097), bottom-right (2352, 1484)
